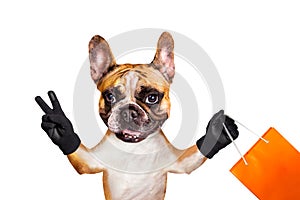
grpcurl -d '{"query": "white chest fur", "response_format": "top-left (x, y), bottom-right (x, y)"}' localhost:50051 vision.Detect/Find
top-left (91, 131), bottom-right (178, 199)
top-left (91, 131), bottom-right (180, 174)
top-left (104, 169), bottom-right (167, 200)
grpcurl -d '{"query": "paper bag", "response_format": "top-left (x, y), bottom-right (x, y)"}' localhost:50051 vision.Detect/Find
top-left (230, 127), bottom-right (300, 199)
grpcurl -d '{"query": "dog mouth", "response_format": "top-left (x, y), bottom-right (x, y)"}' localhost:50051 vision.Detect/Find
top-left (107, 103), bottom-right (166, 143)
top-left (115, 129), bottom-right (146, 143)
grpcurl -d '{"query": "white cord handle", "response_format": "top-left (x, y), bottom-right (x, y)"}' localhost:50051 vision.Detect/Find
top-left (233, 119), bottom-right (269, 144)
top-left (223, 115), bottom-right (269, 166)
top-left (223, 123), bottom-right (248, 166)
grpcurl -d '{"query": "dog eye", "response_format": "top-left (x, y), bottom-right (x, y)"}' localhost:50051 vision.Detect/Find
top-left (105, 93), bottom-right (116, 104)
top-left (145, 94), bottom-right (159, 104)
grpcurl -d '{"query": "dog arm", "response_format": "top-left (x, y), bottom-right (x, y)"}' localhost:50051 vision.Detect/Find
top-left (67, 144), bottom-right (104, 174)
top-left (166, 145), bottom-right (207, 174)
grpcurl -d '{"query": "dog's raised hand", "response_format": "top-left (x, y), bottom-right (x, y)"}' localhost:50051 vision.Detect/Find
top-left (196, 110), bottom-right (239, 158)
top-left (35, 91), bottom-right (80, 155)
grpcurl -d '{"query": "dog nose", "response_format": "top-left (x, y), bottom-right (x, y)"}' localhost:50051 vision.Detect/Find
top-left (121, 109), bottom-right (138, 123)
top-left (120, 104), bottom-right (148, 125)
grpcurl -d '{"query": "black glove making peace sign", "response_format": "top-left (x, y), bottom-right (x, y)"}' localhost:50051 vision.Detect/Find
top-left (35, 91), bottom-right (81, 155)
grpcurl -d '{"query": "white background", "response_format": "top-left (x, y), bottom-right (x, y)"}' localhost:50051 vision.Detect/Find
top-left (1, 0), bottom-right (300, 199)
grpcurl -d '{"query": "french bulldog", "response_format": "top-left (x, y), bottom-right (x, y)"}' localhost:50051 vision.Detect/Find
top-left (35, 32), bottom-right (239, 200)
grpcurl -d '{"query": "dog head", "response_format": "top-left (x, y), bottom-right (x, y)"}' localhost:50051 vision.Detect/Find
top-left (89, 32), bottom-right (175, 143)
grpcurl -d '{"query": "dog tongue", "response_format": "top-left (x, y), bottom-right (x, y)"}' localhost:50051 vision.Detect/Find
top-left (123, 129), bottom-right (141, 137)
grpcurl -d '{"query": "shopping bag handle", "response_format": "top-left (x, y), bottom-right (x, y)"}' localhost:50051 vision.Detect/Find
top-left (233, 119), bottom-right (269, 144)
top-left (223, 116), bottom-right (269, 166)
top-left (223, 123), bottom-right (248, 165)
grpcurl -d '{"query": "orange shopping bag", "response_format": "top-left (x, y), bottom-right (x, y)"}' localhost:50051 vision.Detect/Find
top-left (230, 127), bottom-right (300, 200)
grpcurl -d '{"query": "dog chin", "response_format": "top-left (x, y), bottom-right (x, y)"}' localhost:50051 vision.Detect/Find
top-left (115, 129), bottom-right (146, 143)
top-left (110, 126), bottom-right (160, 143)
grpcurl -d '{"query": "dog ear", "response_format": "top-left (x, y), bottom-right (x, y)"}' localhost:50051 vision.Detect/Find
top-left (151, 32), bottom-right (175, 83)
top-left (89, 35), bottom-right (116, 84)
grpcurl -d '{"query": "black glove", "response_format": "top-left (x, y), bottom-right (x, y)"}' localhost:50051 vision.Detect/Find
top-left (35, 91), bottom-right (81, 155)
top-left (196, 110), bottom-right (239, 159)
